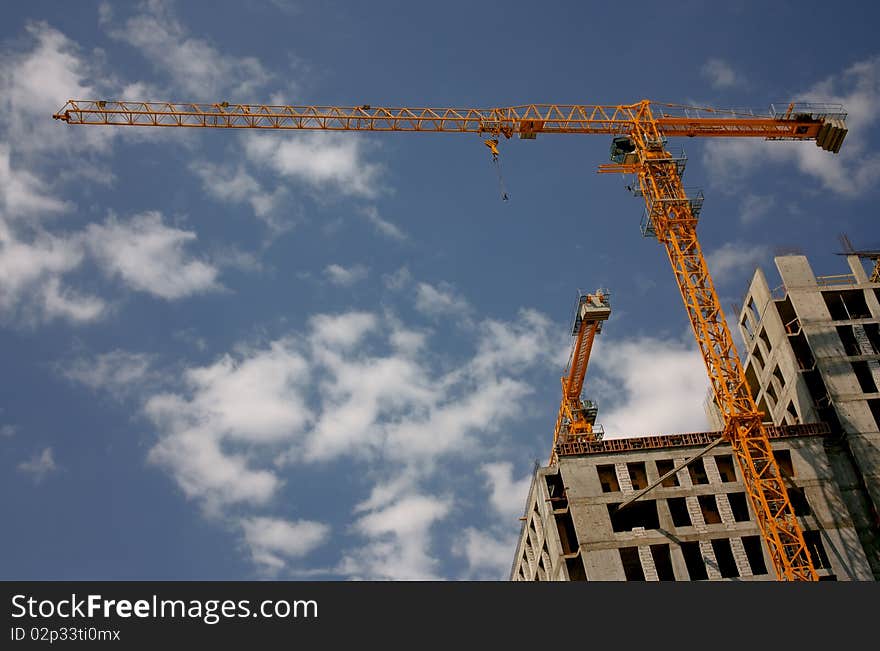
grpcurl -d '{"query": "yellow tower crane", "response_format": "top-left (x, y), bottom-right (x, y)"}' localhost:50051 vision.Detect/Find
top-left (53, 98), bottom-right (848, 581)
top-left (550, 290), bottom-right (611, 465)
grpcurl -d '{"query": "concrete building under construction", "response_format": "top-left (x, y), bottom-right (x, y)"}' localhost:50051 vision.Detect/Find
top-left (511, 254), bottom-right (880, 581)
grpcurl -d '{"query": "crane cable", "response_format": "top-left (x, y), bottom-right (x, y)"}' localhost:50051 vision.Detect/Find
top-left (484, 138), bottom-right (509, 201)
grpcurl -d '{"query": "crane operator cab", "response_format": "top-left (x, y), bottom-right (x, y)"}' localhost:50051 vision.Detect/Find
top-left (610, 136), bottom-right (638, 164)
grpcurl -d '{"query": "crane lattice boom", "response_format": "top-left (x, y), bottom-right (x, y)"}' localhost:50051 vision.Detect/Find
top-left (53, 99), bottom-right (847, 151)
top-left (54, 96), bottom-right (850, 581)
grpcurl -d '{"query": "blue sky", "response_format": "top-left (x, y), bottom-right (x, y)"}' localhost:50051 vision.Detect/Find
top-left (1, 0), bottom-right (877, 580)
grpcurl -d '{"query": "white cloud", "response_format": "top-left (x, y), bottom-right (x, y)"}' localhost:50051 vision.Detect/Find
top-left (240, 516), bottom-right (329, 572)
top-left (158, 342), bottom-right (312, 445)
top-left (209, 245), bottom-right (264, 274)
top-left (354, 495), bottom-right (450, 544)
top-left (121, 288), bottom-right (559, 572)
top-left (41, 277), bottom-right (107, 323)
top-left (86, 212), bottom-right (221, 300)
top-left (706, 241), bottom-right (770, 281)
top-left (3, 22), bottom-right (93, 118)
top-left (0, 22), bottom-right (213, 326)
top-left (268, 0), bottom-right (301, 14)
top-left (453, 527), bottom-right (518, 580)
top-left (323, 263), bottom-right (368, 286)
top-left (385, 378), bottom-right (523, 459)
top-left (352, 474), bottom-right (421, 515)
top-left (701, 58), bottom-right (741, 89)
top-left (1, 424), bottom-right (17, 437)
top-left (0, 220), bottom-right (105, 325)
top-left (244, 132), bottom-right (384, 199)
top-left (143, 340), bottom-right (312, 512)
top-left (0, 22), bottom-right (116, 155)
top-left (738, 194), bottom-right (775, 225)
top-left (704, 55), bottom-right (880, 197)
top-left (190, 161), bottom-right (289, 232)
top-left (414, 281), bottom-right (471, 320)
top-left (482, 462), bottom-right (532, 520)
top-left (470, 308), bottom-right (562, 379)
top-left (60, 350), bottom-right (154, 397)
top-left (3, 160), bottom-right (231, 325)
top-left (341, 494), bottom-right (451, 580)
top-left (18, 447), bottom-right (57, 482)
top-left (0, 225), bottom-right (82, 297)
top-left (145, 417), bottom-right (282, 513)
top-left (360, 206), bottom-right (406, 240)
top-left (388, 322), bottom-right (427, 356)
top-left (302, 306), bottom-right (557, 463)
top-left (591, 336), bottom-right (711, 437)
top-left (189, 350), bottom-right (312, 443)
top-left (302, 311), bottom-right (435, 462)
top-left (100, 0), bottom-right (271, 99)
top-left (308, 311), bottom-right (377, 351)
top-left (173, 328), bottom-right (208, 352)
top-left (138, 301), bottom-right (557, 519)
top-left (0, 144), bottom-right (70, 218)
top-left (383, 266), bottom-right (412, 290)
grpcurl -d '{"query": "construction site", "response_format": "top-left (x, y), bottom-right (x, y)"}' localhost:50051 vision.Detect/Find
top-left (51, 98), bottom-right (877, 582)
top-left (512, 251), bottom-right (880, 581)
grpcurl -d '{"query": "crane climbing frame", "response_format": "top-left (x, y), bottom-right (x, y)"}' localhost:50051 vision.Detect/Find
top-left (54, 98), bottom-right (849, 581)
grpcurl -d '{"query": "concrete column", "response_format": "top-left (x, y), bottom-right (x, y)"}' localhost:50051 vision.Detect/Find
top-left (703, 456), bottom-right (722, 484)
top-left (677, 456), bottom-right (722, 580)
top-left (677, 457), bottom-right (706, 526)
top-left (583, 549), bottom-right (627, 581)
top-left (657, 495), bottom-right (676, 532)
top-left (633, 527), bottom-right (659, 581)
top-left (715, 493), bottom-right (735, 526)
top-left (615, 462), bottom-right (633, 492)
top-left (698, 540), bottom-right (723, 580)
top-left (669, 545), bottom-right (690, 581)
top-left (853, 324), bottom-right (880, 387)
top-left (676, 457), bottom-right (693, 488)
top-left (846, 255), bottom-right (880, 319)
top-left (848, 255), bottom-right (869, 284)
top-left (541, 548), bottom-right (552, 581)
top-left (524, 542), bottom-right (536, 579)
top-left (729, 537), bottom-right (753, 578)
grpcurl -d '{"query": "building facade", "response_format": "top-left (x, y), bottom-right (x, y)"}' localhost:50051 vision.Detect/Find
top-left (733, 253), bottom-right (880, 576)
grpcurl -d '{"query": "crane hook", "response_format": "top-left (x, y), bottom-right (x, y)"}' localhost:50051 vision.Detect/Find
top-left (484, 138), bottom-right (500, 162)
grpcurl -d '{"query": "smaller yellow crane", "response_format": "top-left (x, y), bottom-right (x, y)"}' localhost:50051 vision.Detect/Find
top-left (550, 290), bottom-right (611, 463)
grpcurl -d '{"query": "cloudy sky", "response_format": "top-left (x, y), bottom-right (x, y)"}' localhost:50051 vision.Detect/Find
top-left (1, 0), bottom-right (877, 580)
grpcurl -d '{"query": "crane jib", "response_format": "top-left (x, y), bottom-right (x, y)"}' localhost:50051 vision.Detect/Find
top-left (52, 100), bottom-right (847, 152)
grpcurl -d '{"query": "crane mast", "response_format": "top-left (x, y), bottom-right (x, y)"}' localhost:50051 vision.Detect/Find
top-left (598, 102), bottom-right (827, 580)
top-left (54, 97), bottom-right (850, 581)
top-left (551, 290), bottom-right (611, 465)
